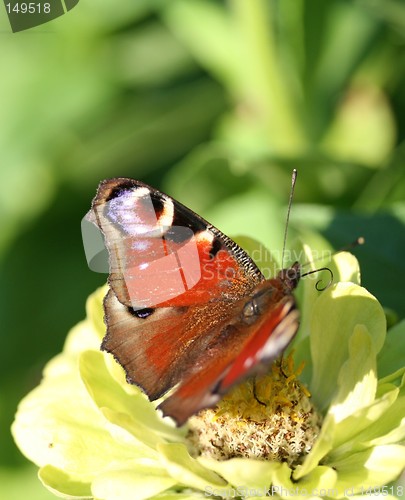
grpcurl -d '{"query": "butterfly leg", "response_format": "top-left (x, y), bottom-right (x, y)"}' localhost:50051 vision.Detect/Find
top-left (252, 376), bottom-right (266, 406)
top-left (278, 354), bottom-right (289, 378)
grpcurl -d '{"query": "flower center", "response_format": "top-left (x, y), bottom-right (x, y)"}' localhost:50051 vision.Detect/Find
top-left (186, 353), bottom-right (322, 467)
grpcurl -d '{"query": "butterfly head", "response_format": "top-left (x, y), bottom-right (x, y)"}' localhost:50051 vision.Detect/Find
top-left (277, 261), bottom-right (301, 292)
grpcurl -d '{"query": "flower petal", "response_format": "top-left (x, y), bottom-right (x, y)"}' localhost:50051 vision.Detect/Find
top-left (152, 494), bottom-right (208, 499)
top-left (198, 456), bottom-right (282, 492)
top-left (296, 324), bottom-right (379, 479)
top-left (331, 445), bottom-right (405, 495)
top-left (12, 366), bottom-right (140, 477)
top-left (293, 247), bottom-right (361, 386)
top-left (91, 466), bottom-right (177, 500)
top-left (329, 324), bottom-right (377, 422)
top-left (346, 496), bottom-right (398, 500)
top-left (85, 285), bottom-right (109, 339)
top-left (329, 387), bottom-right (399, 458)
top-left (291, 234), bottom-right (334, 342)
top-left (293, 418), bottom-right (335, 481)
top-left (100, 407), bottom-right (165, 451)
top-left (275, 462), bottom-right (337, 498)
top-left (310, 283), bottom-right (386, 409)
top-left (42, 286), bottom-right (107, 380)
top-left (39, 465), bottom-right (92, 499)
top-left (79, 350), bottom-right (182, 442)
top-left (355, 375), bottom-right (405, 449)
top-left (331, 252), bottom-right (361, 285)
top-left (157, 443), bottom-right (227, 492)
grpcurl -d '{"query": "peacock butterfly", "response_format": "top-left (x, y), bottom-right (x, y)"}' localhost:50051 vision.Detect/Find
top-left (83, 177), bottom-right (301, 425)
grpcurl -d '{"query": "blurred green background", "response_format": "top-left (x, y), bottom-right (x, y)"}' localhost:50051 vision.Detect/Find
top-left (1, 0), bottom-right (404, 497)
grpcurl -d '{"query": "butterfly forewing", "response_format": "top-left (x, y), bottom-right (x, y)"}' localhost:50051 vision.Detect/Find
top-left (90, 178), bottom-right (264, 309)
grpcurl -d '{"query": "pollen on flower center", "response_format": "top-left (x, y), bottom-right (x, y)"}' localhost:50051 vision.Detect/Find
top-left (186, 353), bottom-right (322, 467)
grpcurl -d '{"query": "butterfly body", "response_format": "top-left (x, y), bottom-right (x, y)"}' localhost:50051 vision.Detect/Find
top-left (86, 178), bottom-right (300, 425)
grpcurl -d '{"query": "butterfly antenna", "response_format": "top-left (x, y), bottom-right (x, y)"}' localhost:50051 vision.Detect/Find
top-left (300, 238), bottom-right (365, 291)
top-left (301, 267), bottom-right (334, 291)
top-left (281, 169), bottom-right (298, 270)
top-left (337, 236), bottom-right (365, 253)
top-left (300, 236), bottom-right (365, 269)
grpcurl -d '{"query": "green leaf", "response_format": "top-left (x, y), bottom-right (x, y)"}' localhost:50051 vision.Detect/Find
top-left (305, 1), bottom-right (380, 140)
top-left (233, 235), bottom-right (279, 279)
top-left (163, 0), bottom-right (237, 87)
top-left (164, 0), bottom-right (306, 154)
top-left (378, 367), bottom-right (405, 388)
top-left (163, 149), bottom-right (265, 222)
top-left (116, 22), bottom-right (195, 87)
top-left (207, 189), bottom-right (285, 257)
top-left (291, 204), bottom-right (405, 318)
top-left (378, 320), bottom-right (405, 378)
top-left (321, 84), bottom-right (395, 167)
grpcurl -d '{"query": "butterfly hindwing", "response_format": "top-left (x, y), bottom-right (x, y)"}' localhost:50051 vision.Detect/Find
top-left (158, 292), bottom-right (299, 424)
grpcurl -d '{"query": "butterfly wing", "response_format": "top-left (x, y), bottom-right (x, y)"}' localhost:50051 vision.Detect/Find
top-left (90, 179), bottom-right (294, 423)
top-left (89, 179), bottom-right (302, 424)
top-left (158, 293), bottom-right (299, 425)
top-left (89, 178), bottom-right (264, 309)
top-left (102, 275), bottom-right (299, 425)
top-left (102, 287), bottom-right (269, 413)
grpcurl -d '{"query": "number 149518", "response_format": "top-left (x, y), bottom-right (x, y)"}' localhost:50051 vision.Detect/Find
top-left (5, 3), bottom-right (51, 14)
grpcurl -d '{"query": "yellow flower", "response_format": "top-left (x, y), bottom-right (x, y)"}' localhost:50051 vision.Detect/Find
top-left (12, 243), bottom-right (405, 499)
